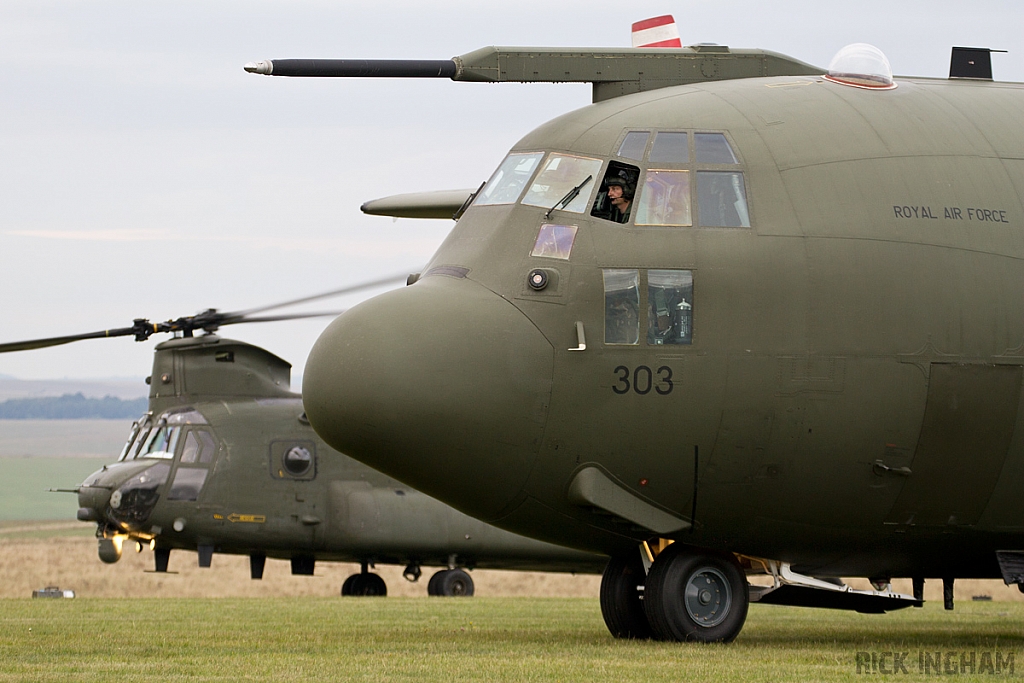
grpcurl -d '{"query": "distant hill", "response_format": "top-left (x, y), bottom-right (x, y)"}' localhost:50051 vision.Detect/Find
top-left (0, 393), bottom-right (148, 419)
top-left (0, 377), bottom-right (148, 401)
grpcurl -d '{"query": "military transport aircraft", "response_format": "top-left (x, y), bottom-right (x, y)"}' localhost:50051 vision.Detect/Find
top-left (246, 36), bottom-right (1024, 641)
top-left (0, 289), bottom-right (605, 596)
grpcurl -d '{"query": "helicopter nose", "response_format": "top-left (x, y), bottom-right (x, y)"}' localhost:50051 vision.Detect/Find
top-left (303, 275), bottom-right (554, 521)
top-left (77, 467), bottom-right (113, 522)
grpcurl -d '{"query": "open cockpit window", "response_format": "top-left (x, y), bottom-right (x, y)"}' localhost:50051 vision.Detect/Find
top-left (522, 154), bottom-right (602, 213)
top-left (476, 152), bottom-right (543, 206)
top-left (591, 161), bottom-right (641, 224)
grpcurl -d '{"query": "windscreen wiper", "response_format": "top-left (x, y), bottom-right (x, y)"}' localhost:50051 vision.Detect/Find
top-left (545, 175), bottom-right (593, 219)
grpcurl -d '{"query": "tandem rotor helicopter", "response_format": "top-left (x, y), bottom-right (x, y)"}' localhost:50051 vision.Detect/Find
top-left (0, 280), bottom-right (605, 596)
top-left (242, 15), bottom-right (1024, 642)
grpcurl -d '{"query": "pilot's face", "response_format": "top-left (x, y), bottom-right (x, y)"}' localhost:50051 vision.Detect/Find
top-left (607, 185), bottom-right (623, 200)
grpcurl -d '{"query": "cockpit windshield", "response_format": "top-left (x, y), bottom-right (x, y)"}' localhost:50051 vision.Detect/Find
top-left (522, 154), bottom-right (603, 213)
top-left (476, 152), bottom-right (543, 206)
top-left (139, 422), bottom-right (180, 460)
top-left (118, 414), bottom-right (152, 462)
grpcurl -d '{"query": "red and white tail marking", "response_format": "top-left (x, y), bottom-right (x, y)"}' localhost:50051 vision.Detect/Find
top-left (631, 15), bottom-right (682, 48)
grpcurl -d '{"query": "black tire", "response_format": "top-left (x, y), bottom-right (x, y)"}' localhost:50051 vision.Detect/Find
top-left (341, 573), bottom-right (359, 596)
top-left (599, 553), bottom-right (652, 639)
top-left (427, 569), bottom-right (447, 596)
top-left (349, 572), bottom-right (387, 596)
top-left (437, 568), bottom-right (474, 596)
top-left (643, 544), bottom-right (748, 643)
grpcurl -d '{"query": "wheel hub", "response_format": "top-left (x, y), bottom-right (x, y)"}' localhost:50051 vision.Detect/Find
top-left (684, 567), bottom-right (732, 628)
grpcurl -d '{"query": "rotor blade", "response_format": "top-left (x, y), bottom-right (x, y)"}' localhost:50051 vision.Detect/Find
top-left (0, 327), bottom-right (138, 354)
top-left (229, 273), bottom-right (409, 318)
top-left (216, 311), bottom-right (348, 326)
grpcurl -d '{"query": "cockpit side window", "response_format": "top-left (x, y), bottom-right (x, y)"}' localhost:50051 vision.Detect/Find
top-left (522, 154), bottom-right (603, 213)
top-left (647, 270), bottom-right (693, 345)
top-left (635, 171), bottom-right (692, 226)
top-left (697, 172), bottom-right (750, 227)
top-left (603, 269), bottom-right (640, 345)
top-left (591, 161), bottom-right (641, 224)
top-left (476, 152), bottom-right (544, 206)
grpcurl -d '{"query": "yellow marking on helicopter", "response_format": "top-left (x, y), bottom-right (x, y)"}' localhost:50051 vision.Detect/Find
top-left (227, 513), bottom-right (266, 523)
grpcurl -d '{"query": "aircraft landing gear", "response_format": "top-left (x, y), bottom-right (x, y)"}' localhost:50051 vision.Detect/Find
top-left (427, 568), bottom-right (475, 596)
top-left (599, 553), bottom-right (652, 639)
top-left (643, 543), bottom-right (748, 643)
top-left (341, 562), bottom-right (387, 596)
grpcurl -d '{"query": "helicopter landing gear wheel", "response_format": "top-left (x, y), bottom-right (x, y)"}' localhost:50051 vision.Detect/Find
top-left (600, 553), bottom-right (652, 639)
top-left (642, 543), bottom-right (748, 643)
top-left (427, 568), bottom-right (474, 596)
top-left (342, 572), bottom-right (387, 596)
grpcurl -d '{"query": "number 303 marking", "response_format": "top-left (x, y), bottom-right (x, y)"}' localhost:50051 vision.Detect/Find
top-left (612, 365), bottom-right (673, 395)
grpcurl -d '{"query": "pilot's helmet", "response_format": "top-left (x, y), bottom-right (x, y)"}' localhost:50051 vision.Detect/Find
top-left (605, 176), bottom-right (635, 200)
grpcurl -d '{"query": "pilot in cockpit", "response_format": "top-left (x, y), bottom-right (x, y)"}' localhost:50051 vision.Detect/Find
top-left (592, 175), bottom-right (634, 224)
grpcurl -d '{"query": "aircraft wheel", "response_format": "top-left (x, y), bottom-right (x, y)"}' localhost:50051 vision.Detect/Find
top-left (427, 569), bottom-right (446, 596)
top-left (599, 553), bottom-right (652, 639)
top-left (348, 572), bottom-right (387, 597)
top-left (437, 568), bottom-right (474, 596)
top-left (341, 573), bottom-right (359, 596)
top-left (643, 543), bottom-right (748, 643)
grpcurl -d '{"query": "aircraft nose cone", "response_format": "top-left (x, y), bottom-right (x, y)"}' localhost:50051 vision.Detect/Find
top-left (304, 276), bottom-right (554, 521)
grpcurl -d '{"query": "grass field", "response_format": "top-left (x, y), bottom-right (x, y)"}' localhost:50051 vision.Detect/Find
top-left (1, 598), bottom-right (1022, 682)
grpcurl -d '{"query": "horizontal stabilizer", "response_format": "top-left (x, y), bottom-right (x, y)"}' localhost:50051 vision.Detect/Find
top-left (361, 189), bottom-right (475, 220)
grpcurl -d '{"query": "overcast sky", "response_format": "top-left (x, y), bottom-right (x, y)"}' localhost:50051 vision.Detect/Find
top-left (1, 1), bottom-right (1022, 381)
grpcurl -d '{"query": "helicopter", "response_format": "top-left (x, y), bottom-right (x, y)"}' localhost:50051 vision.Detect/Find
top-left (0, 283), bottom-right (605, 597)
top-left (246, 32), bottom-right (1024, 641)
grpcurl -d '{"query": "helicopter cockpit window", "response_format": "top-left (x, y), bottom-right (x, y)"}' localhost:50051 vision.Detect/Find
top-left (139, 424), bottom-right (180, 460)
top-left (648, 270), bottom-right (693, 345)
top-left (697, 172), bottom-right (750, 227)
top-left (531, 224), bottom-right (578, 260)
top-left (617, 131), bottom-right (650, 161)
top-left (179, 429), bottom-right (217, 464)
top-left (694, 133), bottom-right (737, 164)
top-left (635, 171), bottom-right (692, 226)
top-left (522, 154), bottom-right (603, 213)
top-left (476, 152), bottom-right (544, 206)
top-left (591, 161), bottom-right (640, 224)
top-left (118, 415), bottom-right (150, 462)
top-left (167, 468), bottom-right (208, 502)
top-left (603, 269), bottom-right (640, 345)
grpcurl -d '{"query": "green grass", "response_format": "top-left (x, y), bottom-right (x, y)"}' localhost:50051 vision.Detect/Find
top-left (0, 457), bottom-right (108, 521)
top-left (1, 598), bottom-right (1021, 682)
